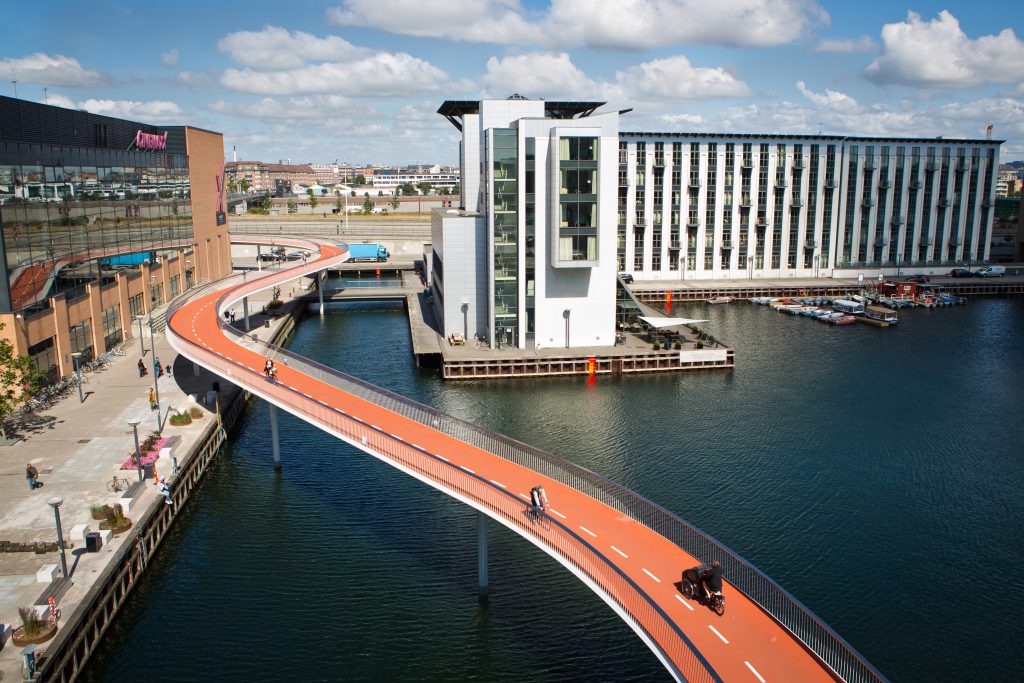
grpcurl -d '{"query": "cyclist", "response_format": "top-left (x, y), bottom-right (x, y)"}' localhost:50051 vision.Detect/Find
top-left (530, 485), bottom-right (549, 517)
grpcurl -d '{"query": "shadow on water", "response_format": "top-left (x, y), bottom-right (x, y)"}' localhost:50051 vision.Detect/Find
top-left (82, 298), bottom-right (1024, 682)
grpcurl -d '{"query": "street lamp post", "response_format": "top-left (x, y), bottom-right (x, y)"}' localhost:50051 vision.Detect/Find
top-left (128, 420), bottom-right (144, 482)
top-left (148, 316), bottom-right (161, 430)
top-left (71, 352), bottom-right (84, 403)
top-left (46, 496), bottom-right (68, 578)
top-left (136, 315), bottom-right (146, 356)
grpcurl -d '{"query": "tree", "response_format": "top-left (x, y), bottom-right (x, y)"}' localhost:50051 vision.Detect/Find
top-left (335, 190), bottom-right (343, 213)
top-left (239, 178), bottom-right (251, 193)
top-left (0, 323), bottom-right (44, 441)
top-left (362, 196), bottom-right (374, 214)
top-left (439, 187), bottom-right (449, 196)
top-left (416, 182), bottom-right (433, 195)
top-left (389, 195), bottom-right (400, 210)
top-left (287, 198), bottom-right (297, 214)
top-left (354, 174), bottom-right (366, 185)
top-left (452, 184), bottom-right (460, 195)
top-left (261, 192), bottom-right (272, 212)
top-left (307, 188), bottom-right (319, 211)
top-left (350, 190), bottom-right (356, 197)
top-left (398, 182), bottom-right (416, 196)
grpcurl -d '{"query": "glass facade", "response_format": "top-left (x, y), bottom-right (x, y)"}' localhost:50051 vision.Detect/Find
top-left (557, 136), bottom-right (599, 263)
top-left (0, 141), bottom-right (192, 313)
top-left (491, 129), bottom-right (518, 347)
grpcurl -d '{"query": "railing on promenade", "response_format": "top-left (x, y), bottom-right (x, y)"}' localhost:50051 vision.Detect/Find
top-left (167, 237), bottom-right (886, 683)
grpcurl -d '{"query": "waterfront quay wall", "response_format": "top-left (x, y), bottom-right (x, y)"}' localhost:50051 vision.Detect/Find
top-left (29, 293), bottom-right (304, 683)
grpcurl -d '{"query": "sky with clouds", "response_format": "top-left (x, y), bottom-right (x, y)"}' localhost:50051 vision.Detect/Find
top-left (1, 1), bottom-right (1021, 165)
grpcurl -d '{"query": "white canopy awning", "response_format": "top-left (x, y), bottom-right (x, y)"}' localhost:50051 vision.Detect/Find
top-left (639, 316), bottom-right (707, 329)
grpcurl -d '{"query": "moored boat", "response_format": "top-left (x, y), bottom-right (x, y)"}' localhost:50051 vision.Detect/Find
top-left (708, 296), bottom-right (734, 304)
top-left (858, 305), bottom-right (899, 327)
top-left (832, 298), bottom-right (866, 315)
top-left (830, 314), bottom-right (858, 325)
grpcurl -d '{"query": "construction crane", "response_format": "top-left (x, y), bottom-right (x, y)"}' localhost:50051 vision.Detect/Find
top-left (986, 124), bottom-right (993, 140)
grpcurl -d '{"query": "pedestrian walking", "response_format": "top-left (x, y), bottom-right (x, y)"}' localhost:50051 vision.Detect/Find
top-left (26, 463), bottom-right (39, 491)
top-left (154, 357), bottom-right (163, 378)
top-left (137, 359), bottom-right (147, 377)
top-left (264, 359), bottom-right (275, 381)
top-left (229, 308), bottom-right (236, 324)
top-left (165, 363), bottom-right (172, 377)
top-left (149, 386), bottom-right (158, 410)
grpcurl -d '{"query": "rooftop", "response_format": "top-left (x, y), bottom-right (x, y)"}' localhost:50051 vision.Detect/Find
top-left (438, 97), bottom-right (605, 130)
top-left (621, 131), bottom-right (1004, 145)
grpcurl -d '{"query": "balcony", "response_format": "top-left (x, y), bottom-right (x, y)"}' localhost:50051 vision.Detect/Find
top-left (739, 200), bottom-right (752, 209)
top-left (804, 238), bottom-right (818, 249)
top-left (720, 241), bottom-right (734, 250)
top-left (755, 220), bottom-right (768, 231)
top-left (741, 160), bottom-right (753, 169)
top-left (653, 157), bottom-right (665, 168)
top-left (948, 235), bottom-right (962, 247)
top-left (824, 179), bottom-right (836, 189)
top-left (918, 236), bottom-right (931, 246)
top-left (874, 236), bottom-right (889, 248)
top-left (892, 216), bottom-right (904, 226)
top-left (669, 240), bottom-right (681, 250)
top-left (635, 217), bottom-right (646, 227)
top-left (909, 181), bottom-right (921, 190)
top-left (774, 181), bottom-right (787, 190)
top-left (954, 163), bottom-right (967, 174)
top-left (937, 198), bottom-right (950, 208)
top-left (864, 162), bottom-right (876, 171)
top-left (926, 161), bottom-right (938, 172)
top-left (686, 220), bottom-right (700, 230)
top-left (688, 182), bottom-right (701, 192)
top-left (792, 159), bottom-right (805, 170)
top-left (862, 198), bottom-right (875, 208)
top-left (791, 199), bottom-right (803, 208)
top-left (879, 179), bottom-right (891, 189)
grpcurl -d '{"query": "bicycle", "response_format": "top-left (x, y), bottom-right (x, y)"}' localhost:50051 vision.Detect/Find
top-left (106, 475), bottom-right (131, 493)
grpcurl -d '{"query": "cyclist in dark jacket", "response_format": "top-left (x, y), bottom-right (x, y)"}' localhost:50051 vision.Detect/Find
top-left (700, 560), bottom-right (723, 598)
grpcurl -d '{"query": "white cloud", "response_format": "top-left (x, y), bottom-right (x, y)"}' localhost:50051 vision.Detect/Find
top-left (76, 99), bottom-right (184, 123)
top-left (613, 56), bottom-right (751, 100)
top-left (329, 0), bottom-right (829, 49)
top-left (482, 53), bottom-right (594, 98)
top-left (160, 48), bottom-right (180, 66)
top-left (482, 52), bottom-right (751, 103)
top-left (209, 95), bottom-right (375, 120)
top-left (218, 26), bottom-right (369, 70)
top-left (659, 113), bottom-right (706, 127)
top-left (795, 80), bottom-right (858, 110)
top-left (813, 35), bottom-right (875, 53)
top-left (175, 71), bottom-right (210, 85)
top-left (221, 52), bottom-right (448, 96)
top-left (865, 11), bottom-right (1024, 87)
top-left (45, 93), bottom-right (77, 109)
top-left (0, 53), bottom-right (108, 87)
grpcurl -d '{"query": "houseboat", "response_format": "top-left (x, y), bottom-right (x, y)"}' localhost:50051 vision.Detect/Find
top-left (832, 299), bottom-right (866, 316)
top-left (858, 305), bottom-right (899, 327)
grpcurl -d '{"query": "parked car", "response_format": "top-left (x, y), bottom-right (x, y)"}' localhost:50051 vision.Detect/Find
top-left (905, 275), bottom-right (930, 283)
top-left (947, 268), bottom-right (974, 278)
top-left (619, 273), bottom-right (634, 284)
top-left (974, 265), bottom-right (1006, 278)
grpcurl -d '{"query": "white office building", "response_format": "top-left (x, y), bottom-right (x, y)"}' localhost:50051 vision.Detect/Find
top-left (430, 97), bottom-right (1002, 350)
top-left (617, 134), bottom-right (1001, 280)
top-left (432, 97), bottom-right (619, 350)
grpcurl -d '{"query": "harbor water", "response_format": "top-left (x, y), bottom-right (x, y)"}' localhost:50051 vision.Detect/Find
top-left (81, 297), bottom-right (1024, 682)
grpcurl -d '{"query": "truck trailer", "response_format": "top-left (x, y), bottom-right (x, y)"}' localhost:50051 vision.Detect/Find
top-left (345, 243), bottom-right (390, 262)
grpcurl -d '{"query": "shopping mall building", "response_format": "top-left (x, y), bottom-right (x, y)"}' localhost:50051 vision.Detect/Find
top-left (431, 96), bottom-right (1002, 350)
top-left (0, 95), bottom-right (231, 381)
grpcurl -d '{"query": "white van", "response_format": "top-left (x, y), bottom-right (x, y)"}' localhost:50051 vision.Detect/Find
top-left (975, 265), bottom-right (1006, 278)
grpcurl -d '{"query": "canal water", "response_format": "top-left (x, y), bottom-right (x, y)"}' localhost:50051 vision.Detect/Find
top-left (82, 297), bottom-right (1024, 682)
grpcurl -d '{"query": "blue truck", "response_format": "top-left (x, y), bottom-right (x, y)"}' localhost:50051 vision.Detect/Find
top-left (100, 252), bottom-right (156, 269)
top-left (345, 243), bottom-right (390, 262)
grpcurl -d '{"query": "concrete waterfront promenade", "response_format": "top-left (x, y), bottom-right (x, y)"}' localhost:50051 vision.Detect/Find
top-left (0, 274), bottom-right (300, 679)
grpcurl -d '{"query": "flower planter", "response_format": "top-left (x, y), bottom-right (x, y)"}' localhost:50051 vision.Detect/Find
top-left (12, 621), bottom-right (57, 646)
top-left (102, 520), bottom-right (133, 536)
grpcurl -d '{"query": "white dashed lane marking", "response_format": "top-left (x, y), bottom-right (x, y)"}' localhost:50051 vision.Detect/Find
top-left (745, 661), bottom-right (766, 682)
top-left (549, 509), bottom-right (567, 519)
top-left (578, 525), bottom-right (597, 538)
top-left (674, 595), bottom-right (695, 612)
top-left (642, 568), bottom-right (661, 583)
top-left (491, 480), bottom-right (507, 489)
top-left (708, 625), bottom-right (729, 644)
top-left (610, 545), bottom-right (628, 559)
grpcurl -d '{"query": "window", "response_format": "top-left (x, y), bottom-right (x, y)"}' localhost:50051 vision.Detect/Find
top-left (101, 305), bottom-right (121, 351)
top-left (559, 137), bottom-right (597, 161)
top-left (129, 293), bottom-right (144, 317)
top-left (68, 320), bottom-right (94, 362)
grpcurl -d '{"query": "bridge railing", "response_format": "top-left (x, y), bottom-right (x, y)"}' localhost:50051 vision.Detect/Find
top-left (168, 240), bottom-right (885, 683)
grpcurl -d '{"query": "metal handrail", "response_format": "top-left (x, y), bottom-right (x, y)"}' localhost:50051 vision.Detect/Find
top-left (167, 236), bottom-right (886, 683)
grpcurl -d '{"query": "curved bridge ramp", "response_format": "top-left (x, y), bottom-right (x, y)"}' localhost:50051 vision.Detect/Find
top-left (166, 236), bottom-right (885, 683)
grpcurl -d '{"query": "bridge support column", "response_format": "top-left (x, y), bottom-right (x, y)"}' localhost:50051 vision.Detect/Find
top-left (318, 270), bottom-right (325, 316)
top-left (477, 512), bottom-right (488, 599)
top-left (243, 296), bottom-right (250, 332)
top-left (269, 403), bottom-right (281, 470)
top-left (256, 245), bottom-right (262, 271)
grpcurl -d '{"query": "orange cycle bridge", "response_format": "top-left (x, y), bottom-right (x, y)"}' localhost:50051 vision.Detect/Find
top-left (166, 236), bottom-right (886, 683)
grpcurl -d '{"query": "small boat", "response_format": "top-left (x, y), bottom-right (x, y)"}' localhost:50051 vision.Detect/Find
top-left (708, 296), bottom-right (734, 305)
top-left (832, 299), bottom-right (866, 315)
top-left (859, 305), bottom-right (899, 327)
top-left (830, 314), bottom-right (858, 325)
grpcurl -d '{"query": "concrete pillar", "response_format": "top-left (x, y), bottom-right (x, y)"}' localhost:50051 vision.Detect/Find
top-left (477, 511), bottom-right (488, 598)
top-left (269, 402), bottom-right (281, 470)
top-left (243, 297), bottom-right (250, 331)
top-left (318, 270), bottom-right (324, 316)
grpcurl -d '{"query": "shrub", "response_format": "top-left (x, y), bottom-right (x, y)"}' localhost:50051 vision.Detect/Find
top-left (696, 341), bottom-right (704, 349)
top-left (266, 299), bottom-right (283, 310)
top-left (169, 411), bottom-right (192, 426)
top-left (18, 607), bottom-right (49, 638)
top-left (652, 341), bottom-right (661, 350)
top-left (188, 406), bottom-right (204, 419)
top-left (100, 504), bottom-right (130, 531)
top-left (673, 341), bottom-right (682, 350)
top-left (91, 504), bottom-right (111, 520)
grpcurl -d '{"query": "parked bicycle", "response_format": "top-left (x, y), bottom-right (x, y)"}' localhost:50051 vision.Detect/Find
top-left (106, 475), bottom-right (131, 493)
